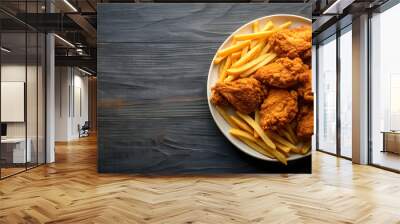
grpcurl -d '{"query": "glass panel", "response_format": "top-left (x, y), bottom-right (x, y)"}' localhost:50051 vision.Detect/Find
top-left (27, 31), bottom-right (38, 169)
top-left (317, 36), bottom-right (337, 154)
top-left (1, 30), bottom-right (27, 177)
top-left (339, 28), bottom-right (352, 158)
top-left (38, 33), bottom-right (45, 165)
top-left (371, 4), bottom-right (400, 171)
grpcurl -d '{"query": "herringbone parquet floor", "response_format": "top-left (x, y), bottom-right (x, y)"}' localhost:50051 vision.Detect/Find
top-left (1, 135), bottom-right (400, 224)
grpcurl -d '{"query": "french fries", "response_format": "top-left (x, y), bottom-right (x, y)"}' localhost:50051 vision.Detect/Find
top-left (214, 56), bottom-right (225, 64)
top-left (236, 111), bottom-right (276, 150)
top-left (234, 30), bottom-right (274, 41)
top-left (238, 136), bottom-right (275, 159)
top-left (212, 20), bottom-right (311, 165)
top-left (230, 116), bottom-right (253, 134)
top-left (262, 21), bottom-right (274, 31)
top-left (241, 46), bottom-right (249, 57)
top-left (230, 128), bottom-right (286, 164)
top-left (301, 141), bottom-right (311, 154)
top-left (232, 40), bottom-right (265, 68)
top-left (266, 131), bottom-right (297, 149)
top-left (254, 110), bottom-right (260, 138)
top-left (240, 53), bottom-right (276, 77)
top-left (217, 40), bottom-right (251, 58)
top-left (278, 129), bottom-right (295, 144)
top-left (227, 53), bottom-right (271, 76)
top-left (230, 128), bottom-right (256, 142)
top-left (219, 56), bottom-right (232, 82)
top-left (215, 106), bottom-right (237, 128)
top-left (233, 21), bottom-right (291, 42)
top-left (252, 20), bottom-right (259, 33)
top-left (285, 124), bottom-right (298, 144)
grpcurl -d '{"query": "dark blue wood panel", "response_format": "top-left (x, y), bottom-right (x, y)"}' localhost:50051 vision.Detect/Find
top-left (98, 3), bottom-right (310, 43)
top-left (97, 3), bottom-right (312, 174)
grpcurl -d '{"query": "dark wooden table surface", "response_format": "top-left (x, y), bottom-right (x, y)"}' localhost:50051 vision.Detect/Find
top-left (98, 3), bottom-right (312, 174)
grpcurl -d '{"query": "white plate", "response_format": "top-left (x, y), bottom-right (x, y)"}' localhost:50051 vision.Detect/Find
top-left (207, 14), bottom-right (312, 162)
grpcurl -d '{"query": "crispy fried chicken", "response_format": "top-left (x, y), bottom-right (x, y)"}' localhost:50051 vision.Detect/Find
top-left (211, 78), bottom-right (266, 114)
top-left (296, 104), bottom-right (314, 138)
top-left (297, 68), bottom-right (313, 102)
top-left (269, 25), bottom-right (312, 59)
top-left (259, 89), bottom-right (298, 130)
top-left (210, 89), bottom-right (229, 106)
top-left (254, 57), bottom-right (305, 88)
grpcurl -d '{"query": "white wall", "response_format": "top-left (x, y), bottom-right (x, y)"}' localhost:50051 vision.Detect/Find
top-left (55, 66), bottom-right (89, 141)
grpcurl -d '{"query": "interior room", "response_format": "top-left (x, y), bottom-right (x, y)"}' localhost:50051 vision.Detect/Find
top-left (0, 0), bottom-right (400, 223)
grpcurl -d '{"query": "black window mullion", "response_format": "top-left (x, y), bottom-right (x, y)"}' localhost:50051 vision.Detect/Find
top-left (336, 27), bottom-right (341, 157)
top-left (25, 0), bottom-right (28, 171)
top-left (367, 11), bottom-right (373, 165)
top-left (315, 44), bottom-right (319, 151)
top-left (36, 0), bottom-right (39, 168)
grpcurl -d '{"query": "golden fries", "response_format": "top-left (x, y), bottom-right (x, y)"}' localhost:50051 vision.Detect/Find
top-left (285, 124), bottom-right (298, 144)
top-left (236, 111), bottom-right (276, 150)
top-left (275, 142), bottom-right (291, 154)
top-left (231, 128), bottom-right (286, 164)
top-left (219, 56), bottom-right (232, 82)
top-left (236, 136), bottom-right (274, 159)
top-left (252, 20), bottom-right (259, 32)
top-left (212, 20), bottom-right (311, 165)
top-left (230, 116), bottom-right (253, 134)
top-left (292, 141), bottom-right (311, 155)
top-left (301, 141), bottom-right (311, 154)
top-left (224, 75), bottom-right (235, 82)
top-left (240, 53), bottom-right (276, 78)
top-left (232, 41), bottom-right (265, 68)
top-left (234, 30), bottom-right (274, 41)
top-left (217, 40), bottom-right (251, 58)
top-left (266, 131), bottom-right (296, 149)
top-left (278, 129), bottom-right (295, 144)
top-left (215, 106), bottom-right (237, 128)
top-left (254, 110), bottom-right (260, 138)
top-left (262, 21), bottom-right (274, 31)
top-left (214, 56), bottom-right (226, 64)
top-left (230, 128), bottom-right (255, 142)
top-left (241, 46), bottom-right (249, 57)
top-left (279, 21), bottom-right (292, 29)
top-left (227, 53), bottom-right (271, 76)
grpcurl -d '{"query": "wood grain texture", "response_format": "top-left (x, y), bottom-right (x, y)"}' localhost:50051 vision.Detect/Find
top-left (1, 136), bottom-right (400, 223)
top-left (97, 3), bottom-right (312, 174)
top-left (98, 3), bottom-right (310, 43)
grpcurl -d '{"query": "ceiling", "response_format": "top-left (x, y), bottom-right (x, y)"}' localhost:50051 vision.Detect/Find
top-left (312, 0), bottom-right (392, 43)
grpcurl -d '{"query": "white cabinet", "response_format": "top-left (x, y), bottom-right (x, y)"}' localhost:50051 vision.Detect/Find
top-left (1, 138), bottom-right (32, 163)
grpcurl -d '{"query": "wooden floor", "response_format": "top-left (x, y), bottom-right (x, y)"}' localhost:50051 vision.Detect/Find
top-left (373, 150), bottom-right (400, 171)
top-left (1, 135), bottom-right (400, 224)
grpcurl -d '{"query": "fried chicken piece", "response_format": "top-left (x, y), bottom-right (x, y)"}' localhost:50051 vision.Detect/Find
top-left (210, 89), bottom-right (229, 106)
top-left (301, 48), bottom-right (312, 61)
top-left (297, 104), bottom-right (314, 138)
top-left (211, 78), bottom-right (266, 114)
top-left (259, 89), bottom-right (298, 130)
top-left (270, 25), bottom-right (312, 59)
top-left (297, 68), bottom-right (313, 102)
top-left (254, 57), bottom-right (305, 88)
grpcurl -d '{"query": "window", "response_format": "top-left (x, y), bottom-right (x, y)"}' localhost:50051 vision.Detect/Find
top-left (317, 36), bottom-right (337, 154)
top-left (339, 27), bottom-right (352, 158)
top-left (370, 3), bottom-right (400, 171)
